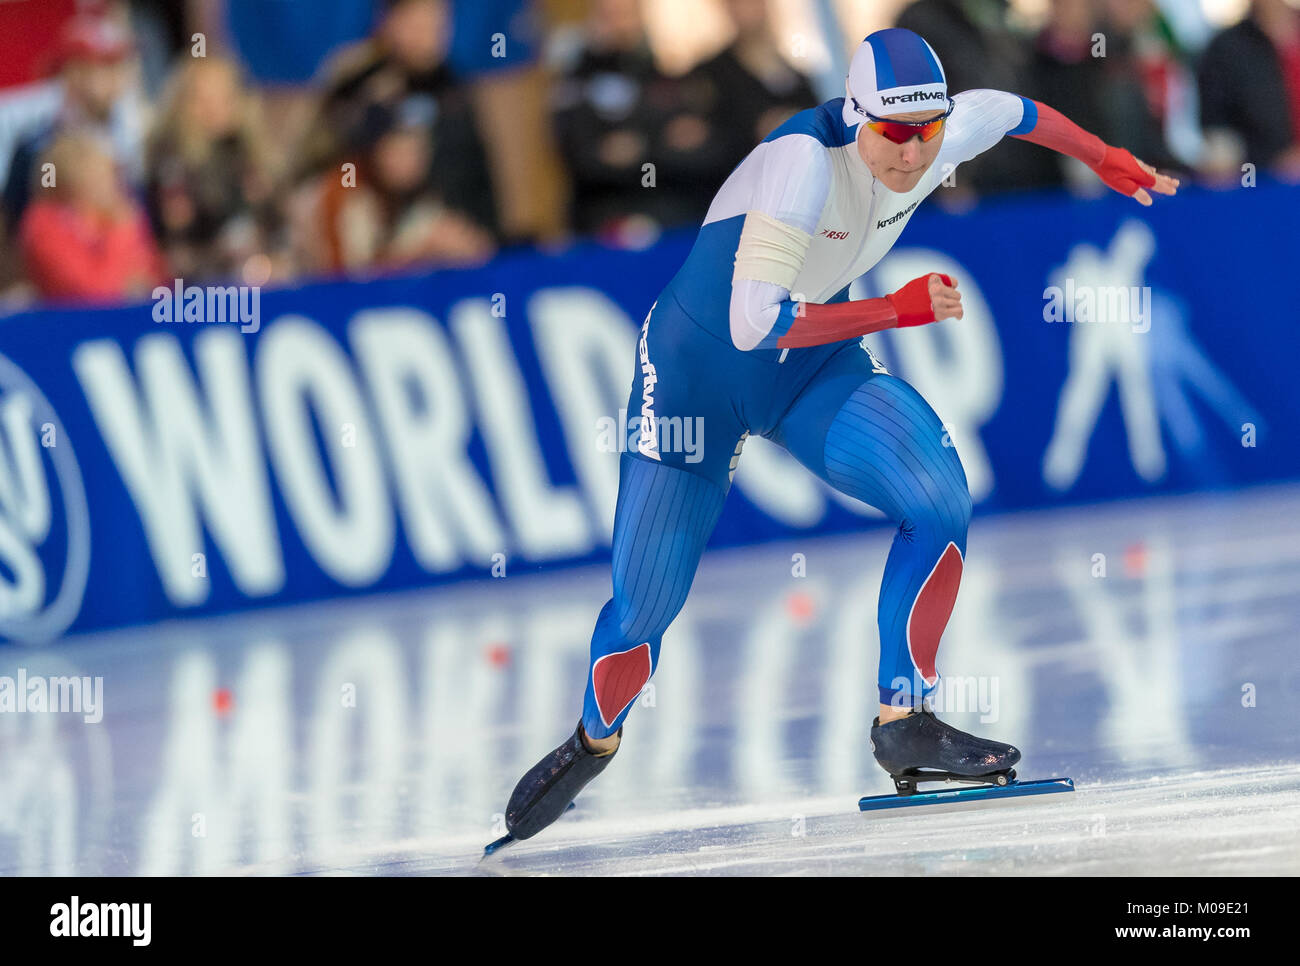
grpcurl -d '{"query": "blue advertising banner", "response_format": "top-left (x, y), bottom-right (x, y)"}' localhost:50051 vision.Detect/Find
top-left (1, 181), bottom-right (1296, 643)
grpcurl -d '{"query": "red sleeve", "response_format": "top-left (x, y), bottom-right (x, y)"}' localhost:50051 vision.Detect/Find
top-left (1010, 100), bottom-right (1157, 198)
top-left (1009, 100), bottom-right (1106, 166)
top-left (775, 298), bottom-right (898, 349)
top-left (774, 273), bottom-right (952, 349)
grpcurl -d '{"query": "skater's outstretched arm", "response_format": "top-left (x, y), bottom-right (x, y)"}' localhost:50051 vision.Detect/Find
top-left (1007, 97), bottom-right (1180, 206)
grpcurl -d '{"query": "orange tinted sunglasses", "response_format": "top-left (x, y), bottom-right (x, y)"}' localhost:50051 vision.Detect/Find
top-left (854, 97), bottom-right (954, 144)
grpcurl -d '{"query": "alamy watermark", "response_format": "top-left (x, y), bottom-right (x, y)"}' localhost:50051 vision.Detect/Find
top-left (889, 673), bottom-right (1001, 723)
top-left (0, 668), bottom-right (103, 723)
top-left (50, 896), bottom-right (150, 946)
top-left (595, 411), bottom-right (704, 463)
top-left (1043, 280), bottom-right (1151, 333)
top-left (152, 278), bottom-right (261, 333)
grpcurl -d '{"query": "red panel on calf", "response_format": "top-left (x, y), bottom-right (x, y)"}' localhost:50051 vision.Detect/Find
top-left (907, 542), bottom-right (963, 685)
top-left (592, 643), bottom-right (652, 727)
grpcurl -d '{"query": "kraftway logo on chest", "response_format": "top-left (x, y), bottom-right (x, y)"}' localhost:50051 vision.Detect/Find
top-left (876, 199), bottom-right (920, 229)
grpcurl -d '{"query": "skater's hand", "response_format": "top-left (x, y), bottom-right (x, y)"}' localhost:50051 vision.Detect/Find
top-left (887, 273), bottom-right (962, 327)
top-left (928, 273), bottom-right (962, 321)
top-left (1132, 157), bottom-right (1180, 205)
top-left (1092, 146), bottom-right (1179, 205)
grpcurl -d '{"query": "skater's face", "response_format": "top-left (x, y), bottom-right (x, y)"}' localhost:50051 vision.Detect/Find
top-left (856, 108), bottom-right (946, 193)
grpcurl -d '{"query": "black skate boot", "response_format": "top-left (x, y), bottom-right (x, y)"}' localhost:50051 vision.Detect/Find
top-left (870, 707), bottom-right (1021, 796)
top-left (484, 722), bottom-right (622, 856)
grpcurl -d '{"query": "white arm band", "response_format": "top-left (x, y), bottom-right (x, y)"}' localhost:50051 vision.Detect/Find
top-left (729, 277), bottom-right (789, 351)
top-left (732, 210), bottom-right (812, 290)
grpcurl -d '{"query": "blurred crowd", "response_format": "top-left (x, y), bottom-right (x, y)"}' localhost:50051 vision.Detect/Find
top-left (0, 0), bottom-right (1296, 308)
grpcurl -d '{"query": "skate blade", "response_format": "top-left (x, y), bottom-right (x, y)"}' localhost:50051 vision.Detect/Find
top-left (858, 777), bottom-right (1074, 812)
top-left (481, 802), bottom-right (577, 859)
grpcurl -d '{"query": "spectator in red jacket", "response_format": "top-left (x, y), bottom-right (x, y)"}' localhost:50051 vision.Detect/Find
top-left (20, 129), bottom-right (165, 302)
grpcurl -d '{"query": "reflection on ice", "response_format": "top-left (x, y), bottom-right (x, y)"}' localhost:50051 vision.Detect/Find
top-left (1, 485), bottom-right (1297, 875)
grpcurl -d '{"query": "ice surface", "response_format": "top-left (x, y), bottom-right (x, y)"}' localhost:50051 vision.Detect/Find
top-left (2, 485), bottom-right (1298, 875)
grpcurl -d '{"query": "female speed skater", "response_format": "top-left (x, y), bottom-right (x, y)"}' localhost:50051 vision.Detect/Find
top-left (495, 27), bottom-right (1179, 845)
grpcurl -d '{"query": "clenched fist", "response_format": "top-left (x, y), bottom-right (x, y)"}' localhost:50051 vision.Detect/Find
top-left (928, 273), bottom-right (962, 321)
top-left (887, 272), bottom-right (963, 327)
